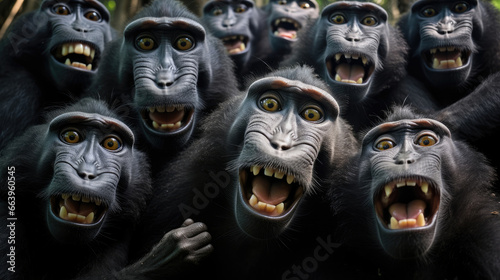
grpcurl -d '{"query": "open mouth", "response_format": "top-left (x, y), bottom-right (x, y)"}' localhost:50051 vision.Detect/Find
top-left (52, 42), bottom-right (98, 71)
top-left (239, 165), bottom-right (303, 217)
top-left (271, 18), bottom-right (300, 40)
top-left (140, 105), bottom-right (194, 133)
top-left (374, 178), bottom-right (439, 230)
top-left (221, 35), bottom-right (249, 55)
top-left (326, 53), bottom-right (374, 84)
top-left (424, 46), bottom-right (470, 70)
top-left (50, 194), bottom-right (107, 225)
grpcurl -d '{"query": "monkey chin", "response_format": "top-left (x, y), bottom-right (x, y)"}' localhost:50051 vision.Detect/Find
top-left (373, 177), bottom-right (441, 259)
top-left (235, 166), bottom-right (305, 240)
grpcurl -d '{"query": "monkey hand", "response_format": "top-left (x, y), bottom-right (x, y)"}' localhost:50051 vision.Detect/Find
top-left (115, 219), bottom-right (213, 279)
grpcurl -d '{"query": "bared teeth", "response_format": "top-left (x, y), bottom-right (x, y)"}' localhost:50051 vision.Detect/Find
top-left (249, 194), bottom-right (285, 216)
top-left (406, 180), bottom-right (416, 186)
top-left (417, 213), bottom-right (425, 227)
top-left (429, 46), bottom-right (464, 69)
top-left (264, 167), bottom-right (274, 177)
top-left (251, 165), bottom-right (294, 184)
top-left (58, 42), bottom-right (96, 71)
top-left (390, 217), bottom-right (399, 229)
top-left (421, 182), bottom-right (428, 194)
top-left (251, 165), bottom-right (262, 176)
top-left (59, 206), bottom-right (68, 220)
top-left (75, 43), bottom-right (84, 54)
top-left (246, 165), bottom-right (299, 216)
top-left (274, 170), bottom-right (285, 179)
top-left (382, 180), bottom-right (432, 230)
top-left (384, 185), bottom-right (393, 197)
top-left (58, 194), bottom-right (102, 224)
top-left (156, 105), bottom-right (166, 113)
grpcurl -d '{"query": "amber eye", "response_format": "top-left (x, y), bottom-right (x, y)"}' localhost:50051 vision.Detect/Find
top-left (84, 11), bottom-right (101, 22)
top-left (174, 36), bottom-right (194, 51)
top-left (278, 0), bottom-right (287, 5)
top-left (136, 36), bottom-right (156, 51)
top-left (61, 130), bottom-right (81, 144)
top-left (299, 2), bottom-right (311, 9)
top-left (260, 97), bottom-right (281, 112)
top-left (331, 14), bottom-right (346, 24)
top-left (416, 135), bottom-right (437, 146)
top-left (375, 139), bottom-right (396, 151)
top-left (361, 16), bottom-right (377, 26)
top-left (302, 108), bottom-right (322, 122)
top-left (212, 7), bottom-right (223, 16)
top-left (234, 4), bottom-right (248, 13)
top-left (102, 136), bottom-right (122, 151)
top-left (453, 2), bottom-right (469, 13)
top-left (422, 8), bottom-right (436, 17)
top-left (53, 5), bottom-right (70, 15)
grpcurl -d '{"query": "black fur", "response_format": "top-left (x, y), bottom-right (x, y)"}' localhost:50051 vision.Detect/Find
top-left (328, 106), bottom-right (500, 279)
top-left (87, 0), bottom-right (241, 168)
top-left (0, 98), bottom-right (152, 279)
top-left (131, 65), bottom-right (360, 279)
top-left (0, 0), bottom-right (113, 150)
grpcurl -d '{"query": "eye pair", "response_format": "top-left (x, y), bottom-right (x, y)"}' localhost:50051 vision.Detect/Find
top-left (375, 135), bottom-right (438, 151)
top-left (60, 130), bottom-right (122, 151)
top-left (52, 5), bottom-right (102, 22)
top-left (259, 96), bottom-right (323, 122)
top-left (276, 0), bottom-right (313, 9)
top-left (136, 35), bottom-right (195, 51)
top-left (330, 14), bottom-right (378, 26)
top-left (420, 2), bottom-right (470, 17)
top-left (211, 4), bottom-right (250, 16)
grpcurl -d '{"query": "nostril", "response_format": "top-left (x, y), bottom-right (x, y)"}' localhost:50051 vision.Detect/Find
top-left (157, 81), bottom-right (174, 88)
top-left (271, 142), bottom-right (291, 151)
top-left (78, 172), bottom-right (96, 180)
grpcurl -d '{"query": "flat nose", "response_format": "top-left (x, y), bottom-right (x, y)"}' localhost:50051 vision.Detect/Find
top-left (156, 69), bottom-right (175, 88)
top-left (270, 132), bottom-right (293, 150)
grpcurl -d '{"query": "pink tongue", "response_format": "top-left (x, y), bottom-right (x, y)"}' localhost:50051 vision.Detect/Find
top-left (277, 27), bottom-right (296, 39)
top-left (149, 110), bottom-right (184, 125)
top-left (252, 175), bottom-right (291, 205)
top-left (335, 63), bottom-right (365, 81)
top-left (389, 200), bottom-right (426, 220)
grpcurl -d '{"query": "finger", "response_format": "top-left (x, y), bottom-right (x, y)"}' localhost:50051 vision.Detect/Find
top-left (181, 218), bottom-right (194, 227)
top-left (186, 244), bottom-right (215, 264)
top-left (182, 222), bottom-right (208, 238)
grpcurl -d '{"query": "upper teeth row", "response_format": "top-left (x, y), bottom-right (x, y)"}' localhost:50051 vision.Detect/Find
top-left (222, 35), bottom-right (246, 42)
top-left (335, 53), bottom-right (369, 65)
top-left (148, 105), bottom-right (184, 113)
top-left (60, 42), bottom-right (96, 59)
top-left (61, 193), bottom-right (102, 206)
top-left (429, 47), bottom-right (457, 54)
top-left (250, 165), bottom-right (295, 184)
top-left (384, 180), bottom-right (429, 198)
top-left (274, 18), bottom-right (300, 29)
